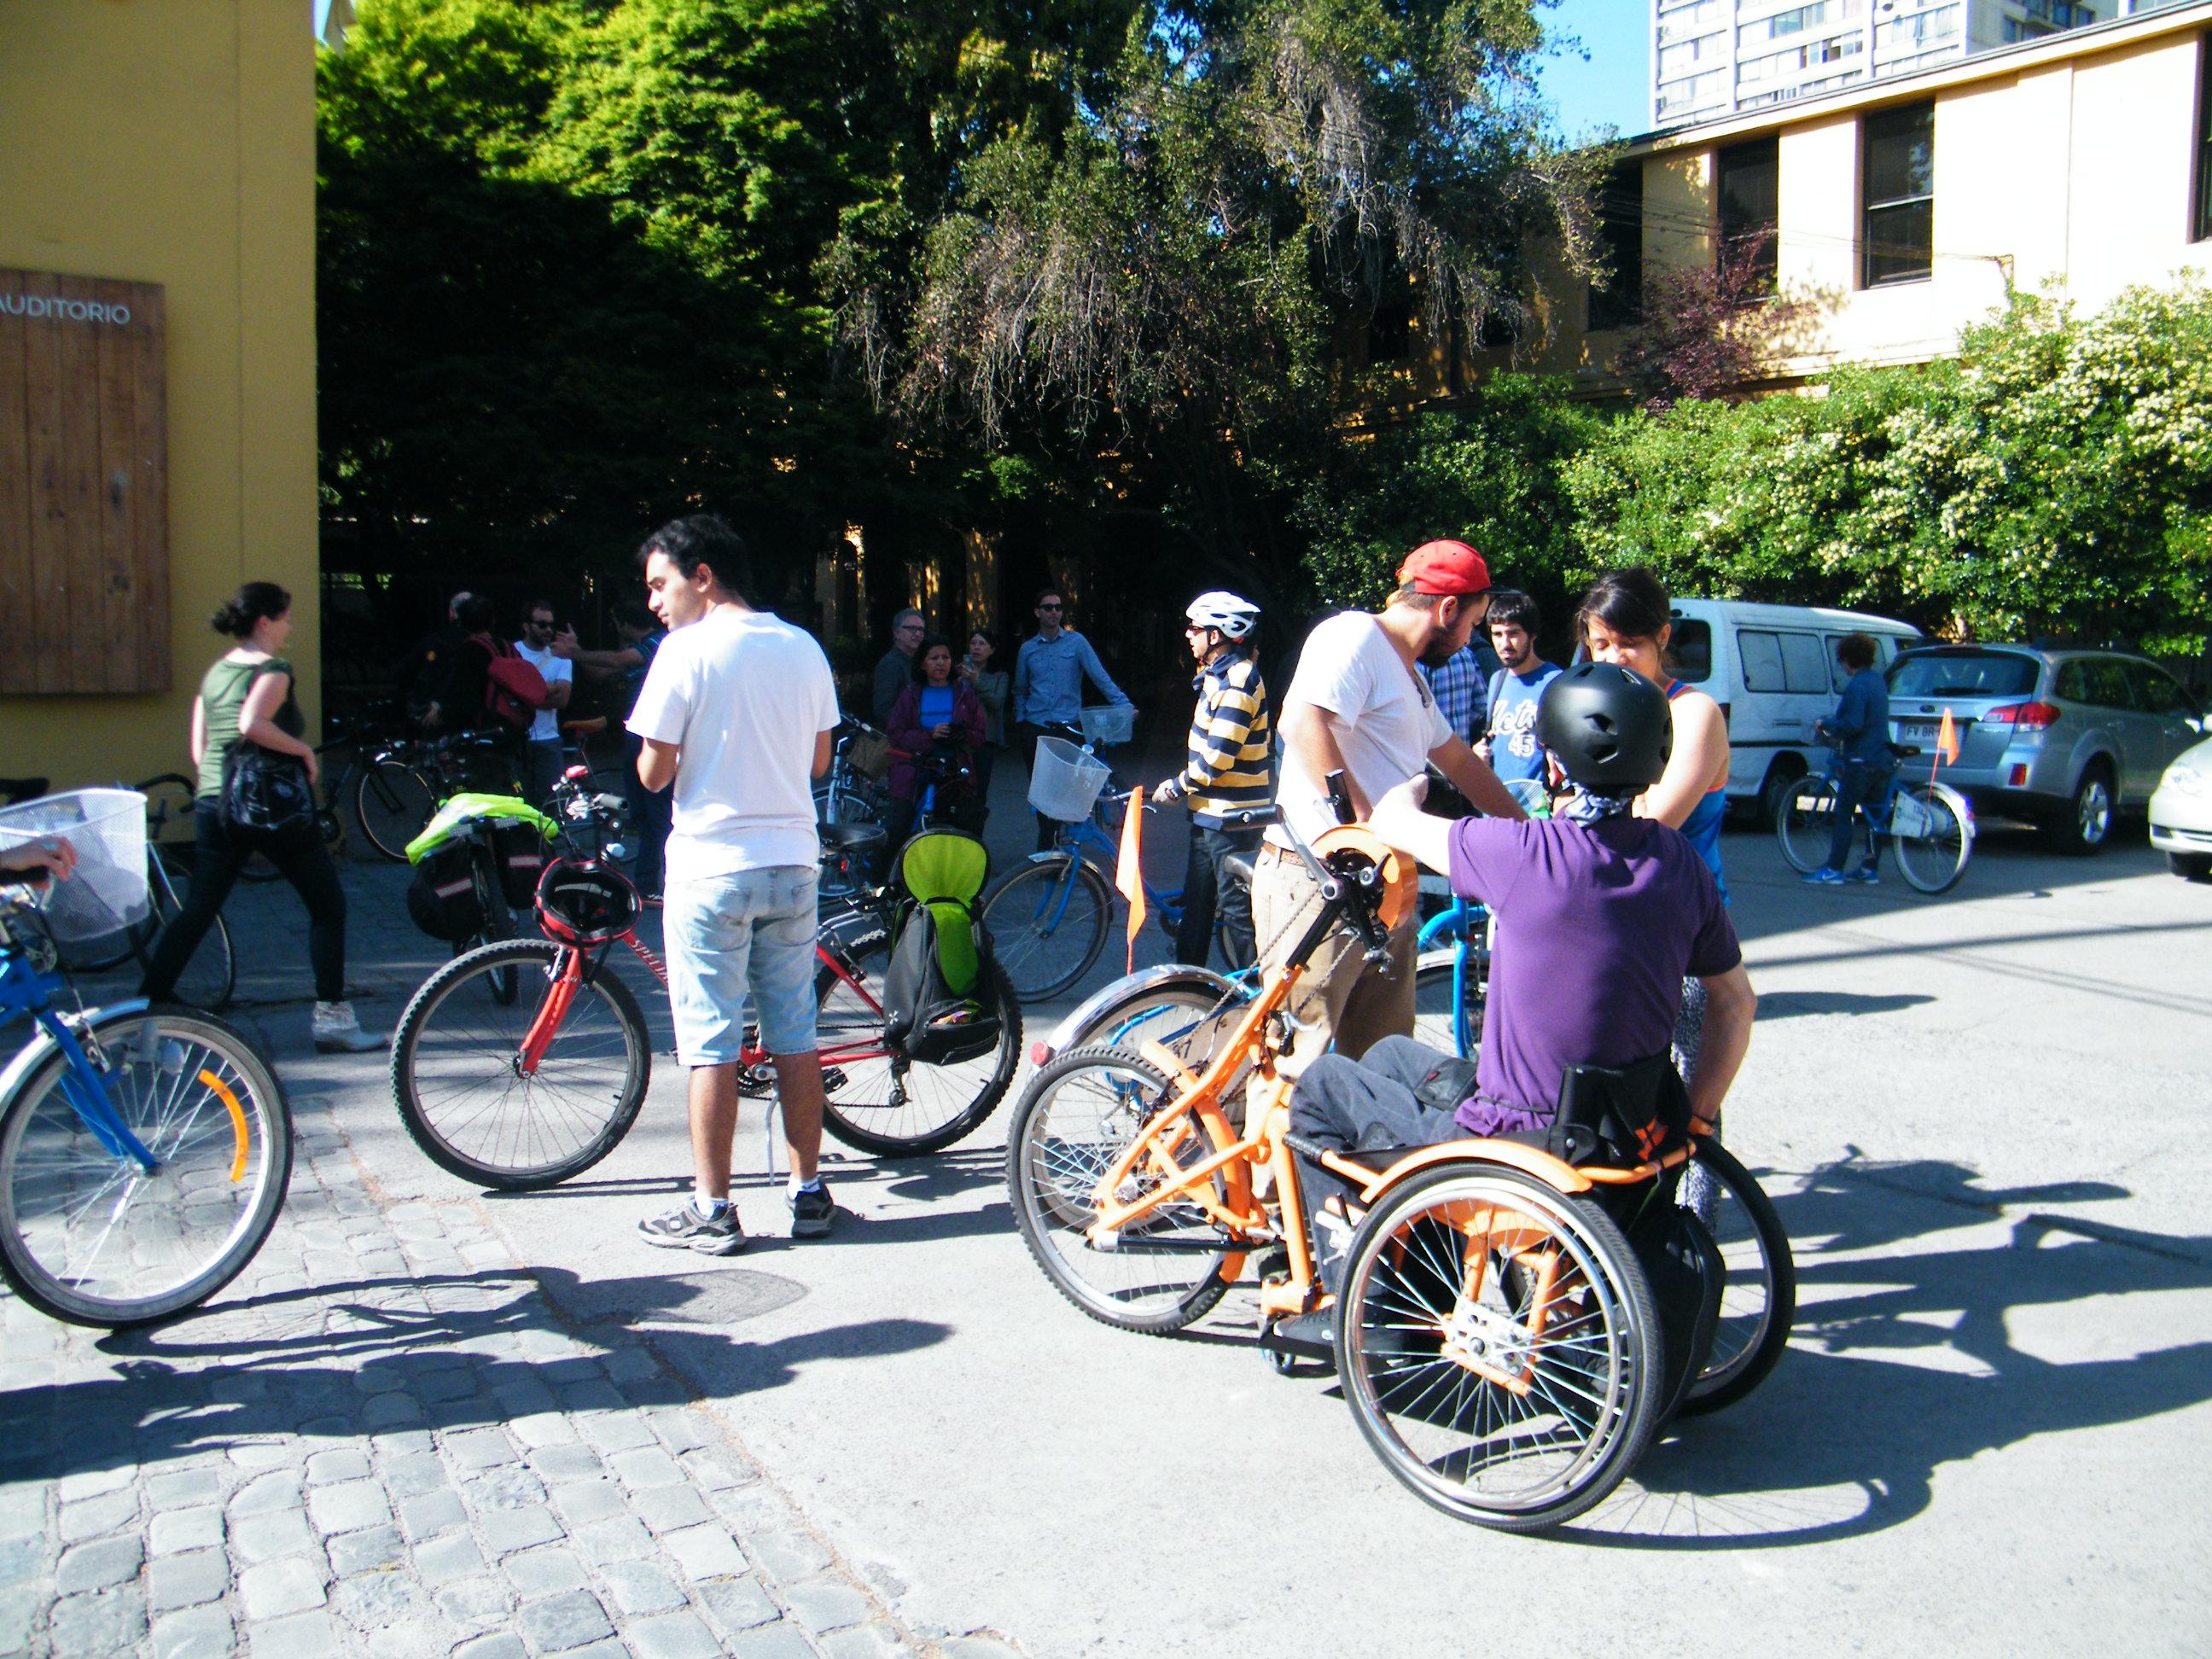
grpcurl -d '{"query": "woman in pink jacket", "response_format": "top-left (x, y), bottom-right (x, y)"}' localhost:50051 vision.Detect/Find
top-left (884, 635), bottom-right (988, 849)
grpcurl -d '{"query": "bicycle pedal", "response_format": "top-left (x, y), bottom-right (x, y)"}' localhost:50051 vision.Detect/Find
top-left (819, 1067), bottom-right (847, 1096)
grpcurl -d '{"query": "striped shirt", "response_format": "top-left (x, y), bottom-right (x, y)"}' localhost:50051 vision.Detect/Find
top-left (1176, 649), bottom-right (1273, 826)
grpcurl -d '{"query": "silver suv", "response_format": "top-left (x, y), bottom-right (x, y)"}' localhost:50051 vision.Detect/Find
top-left (1885, 646), bottom-right (2203, 853)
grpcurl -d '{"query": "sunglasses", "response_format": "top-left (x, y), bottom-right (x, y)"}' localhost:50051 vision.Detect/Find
top-left (527, 619), bottom-right (556, 630)
top-left (1038, 602), bottom-right (1063, 612)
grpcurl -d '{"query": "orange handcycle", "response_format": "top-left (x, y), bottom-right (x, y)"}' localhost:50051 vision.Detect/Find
top-left (1005, 800), bottom-right (1792, 1531)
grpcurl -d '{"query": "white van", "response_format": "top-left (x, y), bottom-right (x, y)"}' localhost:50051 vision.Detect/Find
top-left (1665, 599), bottom-right (1922, 823)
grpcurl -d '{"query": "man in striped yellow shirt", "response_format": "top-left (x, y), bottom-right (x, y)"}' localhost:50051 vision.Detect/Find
top-left (1151, 592), bottom-right (1273, 966)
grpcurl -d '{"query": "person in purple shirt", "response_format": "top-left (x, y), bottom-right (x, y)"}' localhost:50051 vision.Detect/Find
top-left (1288, 663), bottom-right (1759, 1283)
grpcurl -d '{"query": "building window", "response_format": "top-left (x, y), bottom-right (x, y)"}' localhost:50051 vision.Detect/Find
top-left (1718, 136), bottom-right (1779, 292)
top-left (1862, 102), bottom-right (1934, 285)
top-left (1589, 163), bottom-right (1644, 331)
top-left (2197, 36), bottom-right (2212, 242)
top-left (1875, 3), bottom-right (1959, 55)
top-left (1657, 67), bottom-right (1729, 119)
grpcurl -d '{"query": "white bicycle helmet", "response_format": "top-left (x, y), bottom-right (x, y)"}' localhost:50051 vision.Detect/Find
top-left (1185, 591), bottom-right (1261, 640)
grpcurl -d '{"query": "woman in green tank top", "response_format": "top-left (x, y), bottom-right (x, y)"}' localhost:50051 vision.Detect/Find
top-left (138, 583), bottom-right (382, 1053)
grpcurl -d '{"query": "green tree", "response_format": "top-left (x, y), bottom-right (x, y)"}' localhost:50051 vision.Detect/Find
top-left (1295, 375), bottom-right (1604, 632)
top-left (831, 0), bottom-right (1610, 582)
top-left (318, 0), bottom-right (884, 608)
top-left (1560, 281), bottom-right (2212, 655)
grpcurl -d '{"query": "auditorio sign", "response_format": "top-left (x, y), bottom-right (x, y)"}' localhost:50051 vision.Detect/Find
top-left (0, 290), bottom-right (135, 326)
top-left (0, 269), bottom-right (170, 696)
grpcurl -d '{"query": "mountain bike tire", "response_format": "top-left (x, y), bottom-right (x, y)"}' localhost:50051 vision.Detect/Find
top-left (815, 934), bottom-right (1022, 1157)
top-left (391, 939), bottom-right (651, 1190)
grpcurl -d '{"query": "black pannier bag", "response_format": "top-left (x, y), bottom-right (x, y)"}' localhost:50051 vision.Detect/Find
top-left (405, 842), bottom-right (483, 942)
top-left (492, 819), bottom-right (548, 910)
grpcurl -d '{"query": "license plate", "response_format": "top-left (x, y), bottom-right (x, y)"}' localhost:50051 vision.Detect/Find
top-left (1898, 721), bottom-right (1941, 741)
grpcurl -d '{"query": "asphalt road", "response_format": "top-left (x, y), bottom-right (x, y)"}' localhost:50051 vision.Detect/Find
top-left (323, 793), bottom-right (2212, 1657)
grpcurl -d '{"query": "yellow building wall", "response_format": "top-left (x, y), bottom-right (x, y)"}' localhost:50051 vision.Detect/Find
top-left (0, 0), bottom-right (318, 792)
top-left (1500, 13), bottom-right (2212, 393)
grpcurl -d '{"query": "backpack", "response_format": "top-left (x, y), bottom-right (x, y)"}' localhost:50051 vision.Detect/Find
top-left (1627, 1196), bottom-right (1725, 1423)
top-left (475, 633), bottom-right (549, 732)
top-left (878, 830), bottom-right (1000, 1066)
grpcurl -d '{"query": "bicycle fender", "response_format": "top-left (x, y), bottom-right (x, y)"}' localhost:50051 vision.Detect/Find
top-left (1039, 964), bottom-right (1241, 1063)
top-left (0, 998), bottom-right (152, 1110)
top-left (1353, 1138), bottom-right (1593, 1201)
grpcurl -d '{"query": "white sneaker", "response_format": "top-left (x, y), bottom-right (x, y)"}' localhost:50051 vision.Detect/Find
top-left (312, 1001), bottom-right (384, 1053)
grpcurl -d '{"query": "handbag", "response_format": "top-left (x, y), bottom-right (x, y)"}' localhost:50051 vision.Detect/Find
top-left (219, 739), bottom-right (315, 834)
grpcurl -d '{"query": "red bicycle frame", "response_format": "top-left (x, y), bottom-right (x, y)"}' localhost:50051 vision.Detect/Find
top-left (512, 928), bottom-right (893, 1078)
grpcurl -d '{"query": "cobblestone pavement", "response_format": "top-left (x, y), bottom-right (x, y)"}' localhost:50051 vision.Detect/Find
top-left (0, 771), bottom-right (1079, 1658)
top-left (0, 1085), bottom-right (1026, 1658)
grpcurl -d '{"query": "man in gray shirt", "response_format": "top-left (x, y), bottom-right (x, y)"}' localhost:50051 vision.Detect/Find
top-left (872, 608), bottom-right (924, 728)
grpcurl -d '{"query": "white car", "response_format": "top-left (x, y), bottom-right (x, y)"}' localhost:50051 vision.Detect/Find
top-left (2149, 736), bottom-right (2212, 882)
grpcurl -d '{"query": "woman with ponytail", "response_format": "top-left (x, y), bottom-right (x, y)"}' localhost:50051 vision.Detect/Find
top-left (137, 583), bottom-right (381, 1051)
top-left (1575, 567), bottom-right (1732, 1098)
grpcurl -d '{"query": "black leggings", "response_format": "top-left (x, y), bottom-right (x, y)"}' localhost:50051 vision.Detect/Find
top-left (141, 802), bottom-right (347, 1004)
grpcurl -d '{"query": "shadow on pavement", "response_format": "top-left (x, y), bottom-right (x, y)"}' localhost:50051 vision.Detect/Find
top-left (0, 1267), bottom-right (948, 1484)
top-left (1755, 990), bottom-right (1936, 1019)
top-left (1572, 1154), bottom-right (2212, 1548)
top-left (1719, 815), bottom-right (2205, 948)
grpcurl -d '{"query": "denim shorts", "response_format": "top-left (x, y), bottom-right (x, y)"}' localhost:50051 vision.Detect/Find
top-left (664, 866), bottom-right (819, 1067)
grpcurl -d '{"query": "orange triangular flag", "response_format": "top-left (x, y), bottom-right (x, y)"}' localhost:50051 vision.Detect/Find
top-left (1937, 708), bottom-right (1959, 765)
top-left (1115, 794), bottom-right (1147, 973)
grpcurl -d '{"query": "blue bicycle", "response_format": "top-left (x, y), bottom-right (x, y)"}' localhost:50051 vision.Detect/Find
top-left (1412, 888), bottom-right (1489, 1057)
top-left (981, 741), bottom-right (1257, 1003)
top-left (0, 877), bottom-right (289, 1326)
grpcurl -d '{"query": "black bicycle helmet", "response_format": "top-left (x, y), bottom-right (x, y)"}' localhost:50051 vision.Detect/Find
top-left (1536, 662), bottom-right (1674, 794)
top-left (535, 859), bottom-right (640, 946)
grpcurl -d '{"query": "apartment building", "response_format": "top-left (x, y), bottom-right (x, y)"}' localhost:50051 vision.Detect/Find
top-left (1655, 0), bottom-right (2135, 126)
top-left (1349, 2), bottom-right (2212, 408)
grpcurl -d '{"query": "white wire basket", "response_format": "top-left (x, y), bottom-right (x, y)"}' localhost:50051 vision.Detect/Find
top-left (0, 788), bottom-right (151, 943)
top-left (1027, 738), bottom-right (1112, 823)
top-left (1078, 704), bottom-right (1136, 748)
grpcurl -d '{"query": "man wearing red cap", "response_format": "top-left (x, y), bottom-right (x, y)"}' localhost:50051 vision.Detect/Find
top-left (1253, 539), bottom-right (1526, 1071)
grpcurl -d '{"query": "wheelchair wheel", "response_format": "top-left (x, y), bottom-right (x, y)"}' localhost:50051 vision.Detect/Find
top-left (1336, 1162), bottom-right (1663, 1532)
top-left (1006, 1045), bottom-right (1235, 1335)
top-left (1675, 1141), bottom-right (1795, 1415)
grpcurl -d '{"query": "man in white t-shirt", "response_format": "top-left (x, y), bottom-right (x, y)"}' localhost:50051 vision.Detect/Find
top-left (625, 515), bottom-right (842, 1254)
top-left (514, 599), bottom-right (576, 806)
top-left (1255, 539), bottom-right (1526, 1071)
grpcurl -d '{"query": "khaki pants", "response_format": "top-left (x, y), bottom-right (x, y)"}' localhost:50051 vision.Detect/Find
top-left (1249, 845), bottom-right (1418, 1077)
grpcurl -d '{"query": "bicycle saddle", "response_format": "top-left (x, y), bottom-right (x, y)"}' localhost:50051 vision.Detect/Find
top-left (1220, 852), bottom-right (1257, 892)
top-left (820, 822), bottom-right (888, 856)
